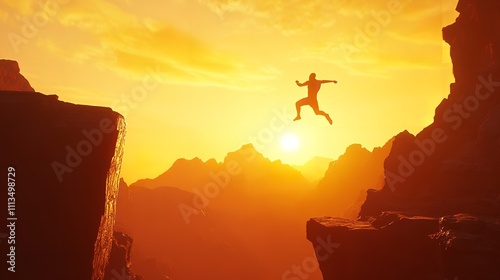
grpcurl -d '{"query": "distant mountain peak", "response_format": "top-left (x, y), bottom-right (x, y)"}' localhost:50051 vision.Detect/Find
top-left (205, 158), bottom-right (219, 168)
top-left (239, 143), bottom-right (257, 152)
top-left (173, 157), bottom-right (204, 165)
top-left (223, 143), bottom-right (266, 164)
top-left (345, 143), bottom-right (370, 154)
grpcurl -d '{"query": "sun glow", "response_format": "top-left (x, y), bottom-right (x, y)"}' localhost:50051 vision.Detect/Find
top-left (281, 133), bottom-right (300, 152)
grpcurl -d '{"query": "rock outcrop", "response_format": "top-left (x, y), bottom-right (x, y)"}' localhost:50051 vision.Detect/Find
top-left (0, 60), bottom-right (34, 92)
top-left (104, 231), bottom-right (142, 280)
top-left (307, 1), bottom-right (500, 279)
top-left (307, 213), bottom-right (442, 280)
top-left (0, 69), bottom-right (126, 278)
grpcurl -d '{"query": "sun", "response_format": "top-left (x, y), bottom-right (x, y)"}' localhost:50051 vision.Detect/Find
top-left (280, 133), bottom-right (300, 152)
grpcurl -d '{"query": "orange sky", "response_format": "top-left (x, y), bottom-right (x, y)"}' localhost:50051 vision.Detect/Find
top-left (0, 0), bottom-right (458, 183)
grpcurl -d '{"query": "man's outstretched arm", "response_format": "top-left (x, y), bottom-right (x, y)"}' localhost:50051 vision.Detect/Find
top-left (296, 80), bottom-right (308, 87)
top-left (320, 80), bottom-right (338, 84)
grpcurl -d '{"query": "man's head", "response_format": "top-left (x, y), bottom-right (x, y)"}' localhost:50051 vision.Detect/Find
top-left (309, 73), bottom-right (316, 81)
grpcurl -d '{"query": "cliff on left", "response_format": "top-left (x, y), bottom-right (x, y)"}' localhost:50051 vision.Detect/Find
top-left (0, 59), bottom-right (126, 280)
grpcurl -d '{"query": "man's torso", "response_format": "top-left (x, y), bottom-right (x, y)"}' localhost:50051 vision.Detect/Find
top-left (307, 80), bottom-right (321, 99)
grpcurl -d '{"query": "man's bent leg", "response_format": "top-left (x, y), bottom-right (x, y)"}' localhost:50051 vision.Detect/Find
top-left (295, 98), bottom-right (309, 121)
top-left (312, 103), bottom-right (333, 125)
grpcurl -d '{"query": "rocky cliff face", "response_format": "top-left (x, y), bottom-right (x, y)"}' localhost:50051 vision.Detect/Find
top-left (307, 1), bottom-right (500, 279)
top-left (0, 66), bottom-right (126, 279)
top-left (0, 60), bottom-right (34, 92)
top-left (360, 0), bottom-right (500, 218)
top-left (104, 231), bottom-right (142, 280)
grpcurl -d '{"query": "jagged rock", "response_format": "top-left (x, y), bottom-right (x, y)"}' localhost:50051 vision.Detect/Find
top-left (0, 90), bottom-right (126, 280)
top-left (307, 213), bottom-right (442, 280)
top-left (430, 214), bottom-right (500, 279)
top-left (0, 60), bottom-right (34, 91)
top-left (360, 0), bottom-right (500, 219)
top-left (309, 213), bottom-right (500, 279)
top-left (104, 231), bottom-right (142, 280)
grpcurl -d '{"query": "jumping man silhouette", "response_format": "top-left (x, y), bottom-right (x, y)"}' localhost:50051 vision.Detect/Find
top-left (293, 73), bottom-right (337, 125)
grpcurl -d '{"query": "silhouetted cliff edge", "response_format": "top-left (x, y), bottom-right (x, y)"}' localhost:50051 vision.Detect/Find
top-left (0, 62), bottom-right (126, 280)
top-left (0, 60), bottom-right (34, 92)
top-left (307, 1), bottom-right (500, 279)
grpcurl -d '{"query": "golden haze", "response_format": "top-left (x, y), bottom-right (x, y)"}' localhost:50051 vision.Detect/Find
top-left (0, 0), bottom-right (458, 182)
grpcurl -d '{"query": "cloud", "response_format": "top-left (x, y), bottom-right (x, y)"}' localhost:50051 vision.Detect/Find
top-left (102, 24), bottom-right (240, 74)
top-left (12, 0), bottom-right (273, 89)
top-left (197, 0), bottom-right (452, 44)
top-left (0, 1), bottom-right (35, 15)
top-left (3, 0), bottom-right (455, 86)
top-left (98, 24), bottom-right (272, 90)
top-left (197, 0), bottom-right (438, 32)
top-left (59, 0), bottom-right (141, 32)
top-left (246, 0), bottom-right (455, 75)
top-left (198, 0), bottom-right (342, 34)
top-left (0, 9), bottom-right (7, 21)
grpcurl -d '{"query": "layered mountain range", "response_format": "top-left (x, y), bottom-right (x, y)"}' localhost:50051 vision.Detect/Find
top-left (117, 143), bottom-right (392, 279)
